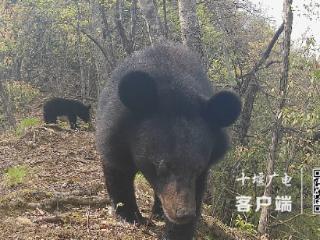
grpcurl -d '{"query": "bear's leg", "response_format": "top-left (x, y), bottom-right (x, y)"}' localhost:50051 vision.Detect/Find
top-left (162, 173), bottom-right (207, 240)
top-left (44, 113), bottom-right (57, 124)
top-left (103, 164), bottom-right (144, 224)
top-left (152, 193), bottom-right (164, 219)
top-left (163, 220), bottom-right (196, 240)
top-left (67, 114), bottom-right (77, 129)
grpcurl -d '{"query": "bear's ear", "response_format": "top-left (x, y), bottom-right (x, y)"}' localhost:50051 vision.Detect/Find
top-left (118, 71), bottom-right (158, 114)
top-left (204, 91), bottom-right (241, 128)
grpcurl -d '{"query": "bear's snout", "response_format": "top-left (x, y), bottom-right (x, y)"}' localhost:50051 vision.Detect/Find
top-left (159, 180), bottom-right (196, 224)
top-left (175, 206), bottom-right (196, 224)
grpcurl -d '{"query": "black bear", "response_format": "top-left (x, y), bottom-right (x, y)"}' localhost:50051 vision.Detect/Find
top-left (96, 42), bottom-right (241, 240)
top-left (43, 98), bottom-right (91, 129)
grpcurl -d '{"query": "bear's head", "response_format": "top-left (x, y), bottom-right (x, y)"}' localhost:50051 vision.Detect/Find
top-left (119, 71), bottom-right (241, 224)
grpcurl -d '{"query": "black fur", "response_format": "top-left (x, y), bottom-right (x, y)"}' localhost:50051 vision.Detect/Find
top-left (96, 42), bottom-right (241, 240)
top-left (43, 98), bottom-right (90, 129)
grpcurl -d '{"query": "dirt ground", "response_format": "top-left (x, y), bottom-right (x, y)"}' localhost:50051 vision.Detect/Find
top-left (0, 124), bottom-right (229, 240)
top-left (0, 94), bottom-right (254, 240)
top-left (0, 125), bottom-right (157, 239)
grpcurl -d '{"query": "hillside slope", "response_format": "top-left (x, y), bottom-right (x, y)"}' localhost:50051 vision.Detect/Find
top-left (0, 125), bottom-right (257, 240)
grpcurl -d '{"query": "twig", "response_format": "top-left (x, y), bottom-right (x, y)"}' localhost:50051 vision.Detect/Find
top-left (86, 207), bottom-right (90, 232)
top-left (270, 214), bottom-right (302, 227)
top-left (33, 215), bottom-right (64, 224)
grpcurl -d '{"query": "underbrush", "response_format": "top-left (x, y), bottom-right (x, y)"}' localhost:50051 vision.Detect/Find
top-left (15, 117), bottom-right (41, 136)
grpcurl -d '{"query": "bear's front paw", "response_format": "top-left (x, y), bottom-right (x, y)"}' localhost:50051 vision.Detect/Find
top-left (116, 208), bottom-right (151, 226)
top-left (161, 228), bottom-right (194, 240)
top-left (161, 235), bottom-right (193, 240)
top-left (152, 204), bottom-right (165, 220)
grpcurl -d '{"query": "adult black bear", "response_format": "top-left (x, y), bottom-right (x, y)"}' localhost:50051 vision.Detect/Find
top-left (96, 42), bottom-right (241, 240)
top-left (43, 98), bottom-right (91, 129)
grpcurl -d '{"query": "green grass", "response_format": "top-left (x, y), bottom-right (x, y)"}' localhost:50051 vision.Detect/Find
top-left (135, 171), bottom-right (148, 183)
top-left (5, 165), bottom-right (28, 187)
top-left (15, 117), bottom-right (41, 136)
top-left (234, 214), bottom-right (257, 234)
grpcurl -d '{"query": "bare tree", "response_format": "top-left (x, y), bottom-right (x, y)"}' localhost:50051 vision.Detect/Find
top-left (178, 0), bottom-right (204, 58)
top-left (162, 0), bottom-right (169, 38)
top-left (0, 79), bottom-right (16, 128)
top-left (237, 23), bottom-right (284, 145)
top-left (138, 0), bottom-right (164, 43)
top-left (75, 0), bottom-right (87, 101)
top-left (258, 0), bottom-right (293, 235)
top-left (89, 0), bottom-right (116, 95)
top-left (115, 0), bottom-right (137, 54)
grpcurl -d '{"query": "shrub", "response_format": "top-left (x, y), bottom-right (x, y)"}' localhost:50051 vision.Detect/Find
top-left (15, 117), bottom-right (41, 136)
top-left (4, 165), bottom-right (28, 187)
top-left (5, 81), bottom-right (40, 111)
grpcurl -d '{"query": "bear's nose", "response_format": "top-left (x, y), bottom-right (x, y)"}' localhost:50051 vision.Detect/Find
top-left (175, 208), bottom-right (196, 223)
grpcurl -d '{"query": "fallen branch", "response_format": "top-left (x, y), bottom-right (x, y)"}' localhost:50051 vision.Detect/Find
top-left (1, 189), bottom-right (109, 211)
top-left (33, 215), bottom-right (64, 224)
top-left (26, 195), bottom-right (109, 210)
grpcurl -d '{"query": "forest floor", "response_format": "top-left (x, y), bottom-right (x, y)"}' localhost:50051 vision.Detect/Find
top-left (0, 126), bottom-right (225, 240)
top-left (0, 125), bottom-right (163, 240)
top-left (0, 101), bottom-right (255, 240)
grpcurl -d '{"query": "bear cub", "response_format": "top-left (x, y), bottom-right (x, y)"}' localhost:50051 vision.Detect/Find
top-left (96, 42), bottom-right (241, 240)
top-left (43, 98), bottom-right (91, 129)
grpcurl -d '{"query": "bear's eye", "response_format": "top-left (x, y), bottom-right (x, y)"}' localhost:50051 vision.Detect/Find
top-left (156, 160), bottom-right (169, 176)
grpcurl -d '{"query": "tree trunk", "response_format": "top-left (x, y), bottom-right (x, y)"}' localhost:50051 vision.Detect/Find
top-left (0, 79), bottom-right (16, 128)
top-left (14, 56), bottom-right (23, 81)
top-left (237, 82), bottom-right (259, 145)
top-left (162, 0), bottom-right (169, 38)
top-left (178, 0), bottom-right (204, 59)
top-left (236, 23), bottom-right (284, 145)
top-left (89, 0), bottom-right (114, 95)
top-left (138, 0), bottom-right (164, 43)
top-left (115, 0), bottom-right (135, 54)
top-left (75, 0), bottom-right (86, 101)
top-left (98, 2), bottom-right (117, 64)
top-left (257, 0), bottom-right (293, 235)
top-left (239, 23), bottom-right (284, 96)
